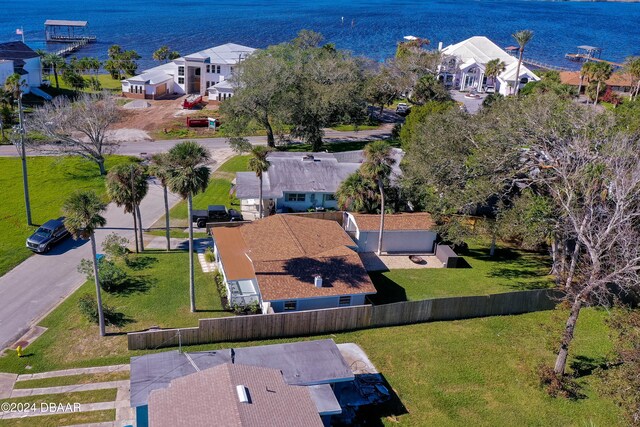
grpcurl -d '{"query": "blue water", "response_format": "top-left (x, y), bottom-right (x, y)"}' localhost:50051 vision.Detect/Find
top-left (1, 0), bottom-right (639, 70)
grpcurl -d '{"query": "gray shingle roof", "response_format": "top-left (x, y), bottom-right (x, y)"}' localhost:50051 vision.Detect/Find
top-left (0, 41), bottom-right (38, 61)
top-left (235, 149), bottom-right (404, 199)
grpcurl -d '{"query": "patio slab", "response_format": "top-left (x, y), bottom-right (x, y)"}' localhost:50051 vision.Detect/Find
top-left (359, 252), bottom-right (442, 272)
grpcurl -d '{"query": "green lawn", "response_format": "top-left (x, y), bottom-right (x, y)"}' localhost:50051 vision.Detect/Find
top-left (45, 73), bottom-right (122, 93)
top-left (370, 241), bottom-right (554, 304)
top-left (330, 124), bottom-right (381, 132)
top-left (0, 250), bottom-right (229, 373)
top-left (0, 156), bottom-right (135, 277)
top-left (281, 138), bottom-right (401, 153)
top-left (13, 371), bottom-right (129, 389)
top-left (0, 307), bottom-right (623, 425)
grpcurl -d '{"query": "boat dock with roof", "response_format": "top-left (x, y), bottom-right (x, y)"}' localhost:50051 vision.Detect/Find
top-left (44, 20), bottom-right (96, 43)
top-left (565, 45), bottom-right (622, 67)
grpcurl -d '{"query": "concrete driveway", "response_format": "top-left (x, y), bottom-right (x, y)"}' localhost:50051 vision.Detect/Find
top-left (0, 150), bottom-right (232, 350)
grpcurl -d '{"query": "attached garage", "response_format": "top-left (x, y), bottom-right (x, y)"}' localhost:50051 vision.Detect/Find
top-left (343, 212), bottom-right (437, 254)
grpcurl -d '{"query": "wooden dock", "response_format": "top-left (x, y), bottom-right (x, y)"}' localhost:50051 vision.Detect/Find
top-left (522, 58), bottom-right (570, 72)
top-left (53, 38), bottom-right (92, 57)
top-left (564, 53), bottom-right (622, 68)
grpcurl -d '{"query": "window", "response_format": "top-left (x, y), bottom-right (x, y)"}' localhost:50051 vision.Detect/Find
top-left (216, 65), bottom-right (221, 74)
top-left (339, 296), bottom-right (351, 307)
top-left (285, 193), bottom-right (305, 202)
top-left (178, 66), bottom-right (184, 76)
top-left (178, 77), bottom-right (184, 84)
top-left (206, 65), bottom-right (210, 73)
top-left (230, 66), bottom-right (234, 74)
top-left (284, 301), bottom-right (297, 311)
top-left (324, 193), bottom-right (336, 201)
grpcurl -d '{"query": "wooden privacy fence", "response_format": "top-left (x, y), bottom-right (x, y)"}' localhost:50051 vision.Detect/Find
top-left (128, 288), bottom-right (561, 350)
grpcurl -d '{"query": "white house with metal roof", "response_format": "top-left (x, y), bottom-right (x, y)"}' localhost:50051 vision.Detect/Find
top-left (121, 42), bottom-right (255, 100)
top-left (440, 36), bottom-right (539, 96)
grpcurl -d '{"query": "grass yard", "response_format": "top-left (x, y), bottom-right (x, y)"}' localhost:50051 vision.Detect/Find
top-left (370, 241), bottom-right (554, 304)
top-left (0, 156), bottom-right (136, 277)
top-left (13, 370), bottom-right (129, 389)
top-left (330, 124), bottom-right (381, 132)
top-left (45, 73), bottom-right (122, 93)
top-left (281, 138), bottom-right (401, 153)
top-left (0, 307), bottom-right (623, 425)
top-left (0, 410), bottom-right (115, 427)
top-left (0, 250), bottom-right (229, 373)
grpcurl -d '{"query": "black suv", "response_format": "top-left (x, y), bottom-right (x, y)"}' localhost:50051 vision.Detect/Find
top-left (26, 218), bottom-right (70, 253)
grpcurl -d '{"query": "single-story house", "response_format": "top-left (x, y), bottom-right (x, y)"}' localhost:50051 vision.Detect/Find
top-left (0, 41), bottom-right (42, 94)
top-left (559, 70), bottom-right (636, 95)
top-left (343, 212), bottom-right (437, 253)
top-left (439, 36), bottom-right (539, 96)
top-left (234, 149), bottom-right (404, 219)
top-left (211, 214), bottom-right (377, 313)
top-left (148, 363), bottom-right (324, 427)
top-left (122, 43), bottom-right (255, 99)
top-left (131, 339), bottom-right (353, 427)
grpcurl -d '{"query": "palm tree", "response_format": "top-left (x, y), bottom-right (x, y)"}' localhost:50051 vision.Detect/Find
top-left (336, 171), bottom-right (378, 213)
top-left (248, 146), bottom-right (272, 218)
top-left (484, 59), bottom-right (506, 91)
top-left (591, 62), bottom-right (614, 106)
top-left (579, 61), bottom-right (597, 102)
top-left (623, 56), bottom-right (640, 101)
top-left (43, 53), bottom-right (65, 89)
top-left (4, 73), bottom-right (25, 104)
top-left (360, 141), bottom-right (396, 256)
top-left (106, 163), bottom-right (149, 253)
top-left (149, 153), bottom-right (172, 251)
top-left (167, 141), bottom-right (211, 312)
top-left (511, 30), bottom-right (534, 95)
top-left (62, 191), bottom-right (107, 336)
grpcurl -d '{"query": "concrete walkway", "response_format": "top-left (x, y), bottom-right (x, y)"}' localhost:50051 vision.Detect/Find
top-left (9, 380), bottom-right (129, 397)
top-left (16, 364), bottom-right (129, 381)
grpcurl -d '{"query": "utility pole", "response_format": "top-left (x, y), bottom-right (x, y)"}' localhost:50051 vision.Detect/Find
top-left (16, 93), bottom-right (32, 226)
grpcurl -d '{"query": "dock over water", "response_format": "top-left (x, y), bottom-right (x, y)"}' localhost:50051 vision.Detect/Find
top-left (44, 20), bottom-right (96, 43)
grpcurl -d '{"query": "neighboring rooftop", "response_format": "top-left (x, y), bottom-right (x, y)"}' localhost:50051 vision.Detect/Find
top-left (211, 215), bottom-right (377, 300)
top-left (130, 339), bottom-right (354, 408)
top-left (148, 363), bottom-right (323, 427)
top-left (350, 212), bottom-right (436, 232)
top-left (0, 41), bottom-right (38, 62)
top-left (183, 42), bottom-right (256, 64)
top-left (235, 149), bottom-right (404, 200)
top-left (559, 70), bottom-right (633, 87)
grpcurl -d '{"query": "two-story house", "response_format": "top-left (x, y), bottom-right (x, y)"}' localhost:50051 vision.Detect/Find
top-left (0, 41), bottom-right (42, 94)
top-left (121, 43), bottom-right (255, 100)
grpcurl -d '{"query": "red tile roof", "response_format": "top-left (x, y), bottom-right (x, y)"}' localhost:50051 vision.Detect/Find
top-left (148, 363), bottom-right (323, 427)
top-left (559, 71), bottom-right (635, 88)
top-left (350, 212), bottom-right (435, 231)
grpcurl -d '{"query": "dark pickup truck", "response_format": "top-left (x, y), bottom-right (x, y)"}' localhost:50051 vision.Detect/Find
top-left (192, 205), bottom-right (243, 228)
top-left (25, 218), bottom-right (70, 253)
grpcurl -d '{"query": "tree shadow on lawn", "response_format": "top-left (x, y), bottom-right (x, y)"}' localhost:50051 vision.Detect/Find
top-left (570, 355), bottom-right (616, 378)
top-left (367, 272), bottom-right (408, 305)
top-left (126, 255), bottom-right (158, 271)
top-left (105, 311), bottom-right (135, 328)
top-left (109, 275), bottom-right (156, 296)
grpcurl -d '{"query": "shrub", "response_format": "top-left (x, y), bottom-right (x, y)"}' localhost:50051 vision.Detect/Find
top-left (77, 294), bottom-right (119, 325)
top-left (213, 269), bottom-right (227, 298)
top-left (538, 364), bottom-right (583, 399)
top-left (77, 258), bottom-right (128, 292)
top-left (204, 247), bottom-right (215, 263)
top-left (102, 233), bottom-right (129, 262)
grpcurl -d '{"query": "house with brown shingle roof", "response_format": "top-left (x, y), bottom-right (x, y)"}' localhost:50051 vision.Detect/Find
top-left (211, 215), bottom-right (377, 313)
top-left (148, 363), bottom-right (324, 427)
top-left (343, 212), bottom-right (438, 253)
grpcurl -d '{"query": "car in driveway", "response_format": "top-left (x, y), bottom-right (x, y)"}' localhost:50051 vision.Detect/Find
top-left (192, 205), bottom-right (243, 228)
top-left (395, 103), bottom-right (410, 116)
top-left (25, 218), bottom-right (70, 253)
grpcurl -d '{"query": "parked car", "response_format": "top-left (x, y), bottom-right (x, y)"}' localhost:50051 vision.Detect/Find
top-left (395, 103), bottom-right (410, 116)
top-left (485, 85), bottom-right (496, 93)
top-left (192, 205), bottom-right (243, 228)
top-left (25, 218), bottom-right (70, 253)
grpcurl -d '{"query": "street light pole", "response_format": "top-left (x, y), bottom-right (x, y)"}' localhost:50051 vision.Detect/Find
top-left (17, 94), bottom-right (32, 226)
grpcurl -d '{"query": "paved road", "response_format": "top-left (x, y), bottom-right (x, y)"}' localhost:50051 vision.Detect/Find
top-left (0, 126), bottom-right (393, 158)
top-left (0, 149), bottom-right (235, 351)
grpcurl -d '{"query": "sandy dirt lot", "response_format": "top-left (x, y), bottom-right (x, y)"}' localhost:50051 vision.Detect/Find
top-left (113, 96), bottom-right (220, 138)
